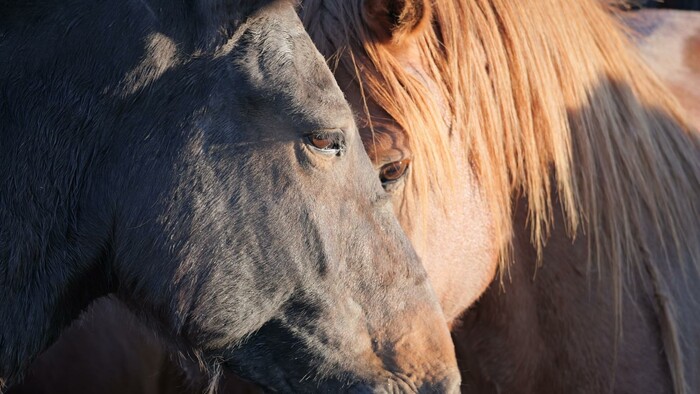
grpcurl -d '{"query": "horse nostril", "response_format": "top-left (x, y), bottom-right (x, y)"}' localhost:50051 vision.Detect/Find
top-left (391, 373), bottom-right (419, 393)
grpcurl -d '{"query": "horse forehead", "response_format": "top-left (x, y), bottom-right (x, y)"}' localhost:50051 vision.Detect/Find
top-left (400, 57), bottom-right (450, 127)
top-left (230, 8), bottom-right (353, 128)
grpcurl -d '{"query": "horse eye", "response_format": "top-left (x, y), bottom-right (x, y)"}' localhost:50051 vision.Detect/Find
top-left (380, 159), bottom-right (410, 186)
top-left (310, 135), bottom-right (333, 150)
top-left (307, 132), bottom-right (344, 155)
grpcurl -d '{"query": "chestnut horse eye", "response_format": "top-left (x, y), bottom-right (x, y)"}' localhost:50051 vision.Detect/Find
top-left (380, 159), bottom-right (410, 186)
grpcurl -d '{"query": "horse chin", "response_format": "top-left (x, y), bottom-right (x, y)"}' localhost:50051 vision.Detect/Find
top-left (218, 364), bottom-right (450, 394)
top-left (220, 360), bottom-right (337, 393)
top-left (220, 359), bottom-right (461, 393)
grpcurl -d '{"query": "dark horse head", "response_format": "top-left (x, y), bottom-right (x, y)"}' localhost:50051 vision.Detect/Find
top-left (0, 0), bottom-right (459, 391)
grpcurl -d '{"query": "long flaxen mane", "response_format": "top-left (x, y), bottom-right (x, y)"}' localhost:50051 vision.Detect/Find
top-left (302, 0), bottom-right (700, 389)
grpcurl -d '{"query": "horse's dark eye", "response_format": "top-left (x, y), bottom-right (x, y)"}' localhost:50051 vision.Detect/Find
top-left (310, 135), bottom-right (331, 149)
top-left (307, 132), bottom-right (344, 155)
top-left (380, 159), bottom-right (410, 186)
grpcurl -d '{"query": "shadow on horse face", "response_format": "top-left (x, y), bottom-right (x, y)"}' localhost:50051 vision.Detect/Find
top-left (0, 0), bottom-right (459, 391)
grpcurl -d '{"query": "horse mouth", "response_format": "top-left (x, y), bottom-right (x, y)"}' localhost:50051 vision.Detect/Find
top-left (347, 378), bottom-right (419, 394)
top-left (218, 361), bottom-right (414, 394)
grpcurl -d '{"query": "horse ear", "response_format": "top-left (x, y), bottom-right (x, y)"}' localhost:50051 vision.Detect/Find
top-left (361, 0), bottom-right (432, 43)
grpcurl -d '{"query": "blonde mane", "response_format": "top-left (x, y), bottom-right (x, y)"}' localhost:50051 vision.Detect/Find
top-left (302, 4), bottom-right (700, 386)
top-left (302, 0), bottom-right (699, 270)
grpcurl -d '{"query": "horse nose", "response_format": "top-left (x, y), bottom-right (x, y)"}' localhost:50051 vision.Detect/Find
top-left (376, 308), bottom-right (460, 393)
top-left (417, 370), bottom-right (461, 393)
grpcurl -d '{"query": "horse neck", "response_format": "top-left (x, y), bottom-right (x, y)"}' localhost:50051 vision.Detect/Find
top-left (401, 134), bottom-right (500, 323)
top-left (452, 194), bottom-right (676, 393)
top-left (0, 242), bottom-right (113, 385)
top-left (0, 0), bottom-right (136, 384)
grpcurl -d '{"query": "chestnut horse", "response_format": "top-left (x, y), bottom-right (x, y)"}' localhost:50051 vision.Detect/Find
top-left (301, 0), bottom-right (700, 393)
top-left (0, 0), bottom-right (461, 392)
top-left (302, 0), bottom-right (700, 393)
top-left (9, 1), bottom-right (699, 393)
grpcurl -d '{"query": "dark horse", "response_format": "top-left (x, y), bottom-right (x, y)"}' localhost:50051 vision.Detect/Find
top-left (0, 0), bottom-right (461, 392)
